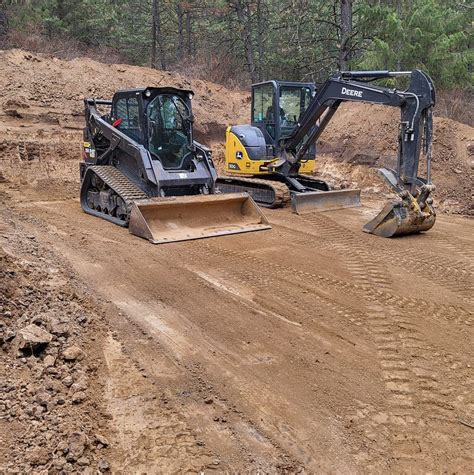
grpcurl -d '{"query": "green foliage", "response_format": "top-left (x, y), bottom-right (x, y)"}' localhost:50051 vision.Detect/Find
top-left (2, 0), bottom-right (472, 90)
top-left (357, 0), bottom-right (472, 88)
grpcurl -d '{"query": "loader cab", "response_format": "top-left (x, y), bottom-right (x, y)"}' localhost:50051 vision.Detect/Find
top-left (112, 87), bottom-right (195, 171)
top-left (251, 80), bottom-right (316, 159)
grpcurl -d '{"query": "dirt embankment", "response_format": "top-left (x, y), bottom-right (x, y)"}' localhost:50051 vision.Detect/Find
top-left (0, 49), bottom-right (248, 185)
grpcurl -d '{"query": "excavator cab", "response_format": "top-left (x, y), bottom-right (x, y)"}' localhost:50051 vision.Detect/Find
top-left (252, 80), bottom-right (316, 164)
top-left (224, 81), bottom-right (317, 176)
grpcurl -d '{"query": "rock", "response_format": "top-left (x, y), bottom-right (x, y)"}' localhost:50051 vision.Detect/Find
top-left (204, 397), bottom-right (214, 405)
top-left (94, 434), bottom-right (109, 447)
top-left (77, 457), bottom-right (90, 466)
top-left (43, 355), bottom-right (56, 368)
top-left (35, 390), bottom-right (51, 407)
top-left (48, 318), bottom-right (70, 337)
top-left (13, 324), bottom-right (52, 355)
top-left (98, 459), bottom-right (110, 472)
top-left (72, 391), bottom-right (86, 404)
top-left (62, 345), bottom-right (84, 361)
top-left (27, 446), bottom-right (50, 465)
top-left (67, 432), bottom-right (88, 461)
top-left (62, 375), bottom-right (73, 387)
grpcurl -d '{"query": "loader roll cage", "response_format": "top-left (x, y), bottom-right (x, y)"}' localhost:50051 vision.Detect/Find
top-left (86, 87), bottom-right (197, 172)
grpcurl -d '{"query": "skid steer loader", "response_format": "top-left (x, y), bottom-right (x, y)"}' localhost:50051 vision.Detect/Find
top-left (80, 87), bottom-right (270, 244)
top-left (217, 70), bottom-right (436, 237)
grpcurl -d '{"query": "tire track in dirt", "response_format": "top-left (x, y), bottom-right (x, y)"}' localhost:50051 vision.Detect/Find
top-left (301, 213), bottom-right (393, 290)
top-left (194, 238), bottom-right (473, 469)
top-left (301, 213), bottom-right (473, 302)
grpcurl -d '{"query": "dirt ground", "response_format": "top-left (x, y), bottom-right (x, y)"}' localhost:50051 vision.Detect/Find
top-left (1, 49), bottom-right (473, 473)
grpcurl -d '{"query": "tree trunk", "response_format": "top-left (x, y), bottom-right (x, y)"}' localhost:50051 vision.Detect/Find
top-left (176, 2), bottom-right (184, 60)
top-left (151, 0), bottom-right (166, 70)
top-left (339, 0), bottom-right (352, 71)
top-left (233, 0), bottom-right (257, 83)
top-left (185, 9), bottom-right (193, 56)
top-left (256, 0), bottom-right (265, 81)
top-left (0, 4), bottom-right (7, 39)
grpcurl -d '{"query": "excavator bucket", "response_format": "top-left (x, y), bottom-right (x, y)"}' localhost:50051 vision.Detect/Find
top-left (291, 189), bottom-right (362, 214)
top-left (128, 192), bottom-right (271, 244)
top-left (363, 200), bottom-right (436, 237)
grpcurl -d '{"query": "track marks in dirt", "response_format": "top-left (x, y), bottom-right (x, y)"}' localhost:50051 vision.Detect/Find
top-left (193, 232), bottom-right (473, 471)
top-left (301, 212), bottom-right (473, 302)
top-left (355, 304), bottom-right (474, 470)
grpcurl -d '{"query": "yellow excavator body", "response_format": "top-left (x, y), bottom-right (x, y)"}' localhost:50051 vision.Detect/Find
top-left (224, 127), bottom-right (316, 175)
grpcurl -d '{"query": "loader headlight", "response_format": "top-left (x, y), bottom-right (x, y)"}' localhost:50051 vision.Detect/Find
top-left (145, 90), bottom-right (152, 97)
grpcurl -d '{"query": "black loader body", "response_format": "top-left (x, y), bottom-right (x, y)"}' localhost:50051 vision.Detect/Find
top-left (80, 87), bottom-right (269, 243)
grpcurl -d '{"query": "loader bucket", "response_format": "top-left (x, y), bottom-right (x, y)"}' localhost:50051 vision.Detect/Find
top-left (128, 192), bottom-right (271, 244)
top-left (291, 189), bottom-right (361, 214)
top-left (363, 200), bottom-right (436, 237)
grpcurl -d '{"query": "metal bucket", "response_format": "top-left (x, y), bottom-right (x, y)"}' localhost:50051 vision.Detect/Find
top-left (363, 200), bottom-right (436, 237)
top-left (291, 189), bottom-right (361, 214)
top-left (128, 192), bottom-right (271, 244)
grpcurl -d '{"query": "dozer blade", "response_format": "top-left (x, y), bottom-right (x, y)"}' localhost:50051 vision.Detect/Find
top-left (128, 192), bottom-right (271, 244)
top-left (363, 201), bottom-right (436, 237)
top-left (291, 189), bottom-right (361, 214)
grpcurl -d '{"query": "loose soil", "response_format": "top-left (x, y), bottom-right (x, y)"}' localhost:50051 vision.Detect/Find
top-left (1, 49), bottom-right (473, 473)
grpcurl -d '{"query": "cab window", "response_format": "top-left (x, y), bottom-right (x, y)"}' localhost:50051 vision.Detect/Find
top-left (252, 84), bottom-right (275, 138)
top-left (114, 96), bottom-right (142, 143)
top-left (279, 86), bottom-right (313, 138)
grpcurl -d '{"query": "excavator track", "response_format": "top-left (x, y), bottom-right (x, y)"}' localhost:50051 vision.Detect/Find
top-left (216, 176), bottom-right (291, 208)
top-left (80, 165), bottom-right (148, 227)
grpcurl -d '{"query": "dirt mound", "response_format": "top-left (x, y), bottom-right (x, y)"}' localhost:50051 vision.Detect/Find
top-left (0, 48), bottom-right (248, 185)
top-left (316, 103), bottom-right (473, 215)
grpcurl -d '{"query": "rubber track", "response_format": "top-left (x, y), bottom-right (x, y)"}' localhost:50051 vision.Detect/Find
top-left (88, 165), bottom-right (148, 213)
top-left (217, 176), bottom-right (291, 208)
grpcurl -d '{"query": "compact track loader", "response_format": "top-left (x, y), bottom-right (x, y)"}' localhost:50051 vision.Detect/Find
top-left (217, 70), bottom-right (436, 237)
top-left (80, 87), bottom-right (270, 244)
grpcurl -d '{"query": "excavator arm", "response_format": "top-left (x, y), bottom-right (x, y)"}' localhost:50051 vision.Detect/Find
top-left (270, 69), bottom-right (436, 237)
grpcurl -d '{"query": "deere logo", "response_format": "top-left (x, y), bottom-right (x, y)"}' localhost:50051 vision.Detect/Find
top-left (341, 87), bottom-right (363, 98)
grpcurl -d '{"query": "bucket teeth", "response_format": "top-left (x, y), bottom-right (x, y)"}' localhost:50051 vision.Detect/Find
top-left (363, 195), bottom-right (436, 238)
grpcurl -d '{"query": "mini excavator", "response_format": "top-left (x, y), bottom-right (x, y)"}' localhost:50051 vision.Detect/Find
top-left (80, 87), bottom-right (270, 244)
top-left (217, 70), bottom-right (436, 237)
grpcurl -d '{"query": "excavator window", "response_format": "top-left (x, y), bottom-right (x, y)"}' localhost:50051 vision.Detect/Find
top-left (279, 86), bottom-right (312, 139)
top-left (146, 94), bottom-right (193, 170)
top-left (252, 84), bottom-right (275, 138)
